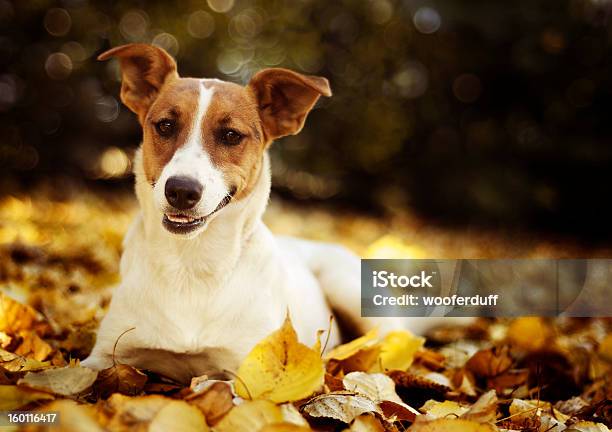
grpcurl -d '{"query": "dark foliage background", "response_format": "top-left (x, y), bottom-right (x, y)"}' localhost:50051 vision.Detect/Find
top-left (1, 0), bottom-right (611, 241)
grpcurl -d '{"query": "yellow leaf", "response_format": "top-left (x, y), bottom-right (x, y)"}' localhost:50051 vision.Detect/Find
top-left (407, 418), bottom-right (498, 431)
top-left (324, 328), bottom-right (379, 361)
top-left (420, 400), bottom-right (469, 418)
top-left (598, 334), bottom-right (612, 362)
top-left (0, 291), bottom-right (41, 333)
top-left (0, 348), bottom-right (50, 372)
top-left (507, 317), bottom-right (553, 351)
top-left (370, 330), bottom-right (424, 372)
top-left (32, 399), bottom-right (103, 432)
top-left (0, 384), bottom-right (54, 410)
top-left (235, 315), bottom-right (324, 403)
top-left (214, 400), bottom-right (284, 432)
top-left (149, 400), bottom-right (209, 432)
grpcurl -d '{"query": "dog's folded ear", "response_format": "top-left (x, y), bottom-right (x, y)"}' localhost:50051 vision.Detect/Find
top-left (248, 68), bottom-right (332, 142)
top-left (98, 44), bottom-right (178, 122)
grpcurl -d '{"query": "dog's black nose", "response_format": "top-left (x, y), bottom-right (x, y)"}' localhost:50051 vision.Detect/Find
top-left (165, 176), bottom-right (203, 210)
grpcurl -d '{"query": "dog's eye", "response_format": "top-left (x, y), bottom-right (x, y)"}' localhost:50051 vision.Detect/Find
top-left (155, 119), bottom-right (175, 137)
top-left (219, 129), bottom-right (243, 146)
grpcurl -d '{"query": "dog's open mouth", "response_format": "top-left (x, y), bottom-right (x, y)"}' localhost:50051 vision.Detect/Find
top-left (162, 188), bottom-right (236, 235)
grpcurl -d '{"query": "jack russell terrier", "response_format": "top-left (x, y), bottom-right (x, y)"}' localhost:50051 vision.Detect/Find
top-left (83, 44), bottom-right (462, 382)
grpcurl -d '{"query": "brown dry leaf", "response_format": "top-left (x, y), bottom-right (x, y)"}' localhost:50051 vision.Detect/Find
top-left (0, 384), bottom-right (54, 410)
top-left (0, 291), bottom-right (41, 333)
top-left (235, 314), bottom-right (324, 403)
top-left (93, 363), bottom-right (148, 398)
top-left (185, 381), bottom-right (234, 426)
top-left (370, 330), bottom-right (425, 372)
top-left (324, 328), bottom-right (379, 361)
top-left (348, 414), bottom-right (386, 431)
top-left (415, 349), bottom-right (446, 371)
top-left (0, 348), bottom-right (49, 372)
top-left (18, 364), bottom-right (98, 396)
top-left (508, 398), bottom-right (570, 432)
top-left (452, 369), bottom-right (477, 397)
top-left (214, 399), bottom-right (287, 432)
top-left (466, 346), bottom-right (512, 378)
top-left (508, 317), bottom-right (553, 351)
top-left (301, 391), bottom-right (381, 424)
top-left (148, 399), bottom-right (209, 432)
top-left (486, 369), bottom-right (528, 395)
top-left (406, 418), bottom-right (498, 431)
top-left (325, 373), bottom-right (345, 392)
top-left (388, 370), bottom-right (451, 395)
top-left (460, 390), bottom-right (498, 423)
top-left (341, 346), bottom-right (382, 373)
top-left (379, 400), bottom-right (418, 422)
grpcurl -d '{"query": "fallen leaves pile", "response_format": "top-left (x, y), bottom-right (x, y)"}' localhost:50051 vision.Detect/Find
top-left (0, 191), bottom-right (611, 431)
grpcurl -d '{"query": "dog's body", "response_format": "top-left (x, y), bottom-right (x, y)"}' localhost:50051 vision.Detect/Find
top-left (83, 44), bottom-right (462, 382)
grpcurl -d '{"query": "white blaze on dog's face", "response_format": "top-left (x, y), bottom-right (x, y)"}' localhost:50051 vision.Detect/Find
top-left (99, 44), bottom-right (331, 237)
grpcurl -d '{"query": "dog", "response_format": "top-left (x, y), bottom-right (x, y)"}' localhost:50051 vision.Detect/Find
top-left (82, 44), bottom-right (459, 382)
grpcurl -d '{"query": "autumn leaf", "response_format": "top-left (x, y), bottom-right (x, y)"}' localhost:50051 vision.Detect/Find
top-left (214, 399), bottom-right (298, 432)
top-left (348, 414), bottom-right (386, 431)
top-left (342, 371), bottom-right (419, 420)
top-left (18, 364), bottom-right (98, 396)
top-left (30, 399), bottom-right (103, 432)
top-left (148, 400), bottom-right (208, 432)
top-left (324, 328), bottom-right (379, 361)
top-left (185, 381), bottom-right (234, 426)
top-left (466, 346), bottom-right (512, 378)
top-left (0, 384), bottom-right (54, 410)
top-left (0, 291), bottom-right (41, 333)
top-left (406, 418), bottom-right (498, 431)
top-left (370, 330), bottom-right (425, 372)
top-left (508, 317), bottom-right (553, 351)
top-left (420, 400), bottom-right (469, 418)
top-left (460, 390), bottom-right (498, 423)
top-left (0, 348), bottom-right (49, 372)
top-left (301, 392), bottom-right (381, 424)
top-left (92, 363), bottom-right (148, 398)
top-left (235, 314), bottom-right (324, 403)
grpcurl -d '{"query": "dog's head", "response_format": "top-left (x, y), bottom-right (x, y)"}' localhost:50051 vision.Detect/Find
top-left (99, 44), bottom-right (331, 237)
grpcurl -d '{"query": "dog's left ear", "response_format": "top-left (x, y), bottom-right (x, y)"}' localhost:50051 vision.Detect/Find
top-left (248, 68), bottom-right (332, 142)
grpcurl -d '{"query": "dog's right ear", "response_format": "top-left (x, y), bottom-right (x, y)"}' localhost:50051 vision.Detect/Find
top-left (98, 44), bottom-right (178, 122)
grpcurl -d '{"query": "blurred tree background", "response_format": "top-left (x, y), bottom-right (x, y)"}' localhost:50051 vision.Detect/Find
top-left (0, 0), bottom-right (611, 242)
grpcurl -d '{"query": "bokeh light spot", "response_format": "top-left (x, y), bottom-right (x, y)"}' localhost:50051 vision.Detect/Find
top-left (99, 147), bottom-right (130, 178)
top-left (368, 0), bottom-right (393, 24)
top-left (119, 10), bottom-right (149, 41)
top-left (393, 62), bottom-right (429, 98)
top-left (207, 0), bottom-right (235, 13)
top-left (94, 96), bottom-right (119, 123)
top-left (44, 8), bottom-right (71, 37)
top-left (217, 50), bottom-right (244, 74)
top-left (413, 7), bottom-right (441, 34)
top-left (187, 10), bottom-right (215, 39)
top-left (152, 32), bottom-right (179, 56)
top-left (45, 53), bottom-right (73, 80)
